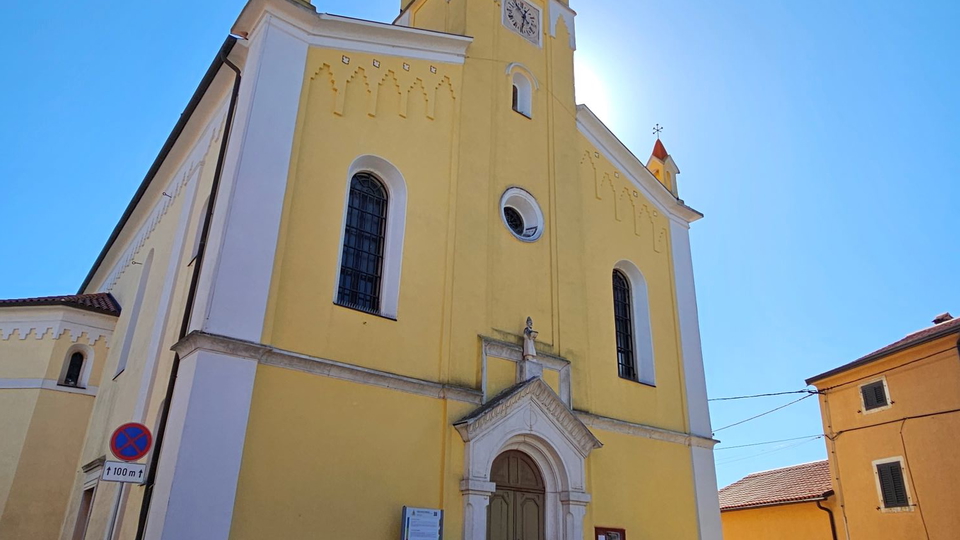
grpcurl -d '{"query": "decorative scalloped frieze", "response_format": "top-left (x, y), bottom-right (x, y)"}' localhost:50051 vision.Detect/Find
top-left (0, 321), bottom-right (112, 346)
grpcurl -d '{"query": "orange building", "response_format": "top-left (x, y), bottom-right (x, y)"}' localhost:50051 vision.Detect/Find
top-left (807, 313), bottom-right (960, 540)
top-left (719, 460), bottom-right (838, 540)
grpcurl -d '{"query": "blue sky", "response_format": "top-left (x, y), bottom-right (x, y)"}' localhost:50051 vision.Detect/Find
top-left (2, 0), bottom-right (958, 488)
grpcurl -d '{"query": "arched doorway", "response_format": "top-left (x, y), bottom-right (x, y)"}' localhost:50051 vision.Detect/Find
top-left (487, 451), bottom-right (545, 540)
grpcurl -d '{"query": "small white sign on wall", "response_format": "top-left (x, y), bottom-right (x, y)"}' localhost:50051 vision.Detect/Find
top-left (400, 506), bottom-right (443, 540)
top-left (101, 461), bottom-right (146, 484)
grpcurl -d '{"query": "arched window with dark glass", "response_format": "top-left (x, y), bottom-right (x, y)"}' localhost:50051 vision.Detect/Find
top-left (337, 173), bottom-right (388, 314)
top-left (613, 270), bottom-right (637, 381)
top-left (63, 352), bottom-right (84, 387)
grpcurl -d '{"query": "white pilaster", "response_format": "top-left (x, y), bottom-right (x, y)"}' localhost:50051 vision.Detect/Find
top-left (196, 14), bottom-right (309, 342)
top-left (460, 479), bottom-right (496, 540)
top-left (669, 220), bottom-right (722, 540)
top-left (144, 349), bottom-right (257, 540)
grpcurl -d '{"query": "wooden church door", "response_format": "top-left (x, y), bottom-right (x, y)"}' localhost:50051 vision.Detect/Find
top-left (487, 451), bottom-right (545, 540)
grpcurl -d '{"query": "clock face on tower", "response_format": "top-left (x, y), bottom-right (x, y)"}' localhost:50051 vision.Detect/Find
top-left (503, 0), bottom-right (541, 45)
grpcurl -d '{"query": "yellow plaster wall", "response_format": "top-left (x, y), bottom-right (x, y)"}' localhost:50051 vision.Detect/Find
top-left (721, 499), bottom-right (837, 540)
top-left (0, 391), bottom-right (94, 539)
top-left (0, 392), bottom-right (36, 519)
top-left (231, 365), bottom-right (470, 539)
top-left (585, 429), bottom-right (699, 538)
top-left (814, 336), bottom-right (960, 540)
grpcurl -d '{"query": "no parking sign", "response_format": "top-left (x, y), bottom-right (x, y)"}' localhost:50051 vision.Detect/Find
top-left (109, 422), bottom-right (152, 462)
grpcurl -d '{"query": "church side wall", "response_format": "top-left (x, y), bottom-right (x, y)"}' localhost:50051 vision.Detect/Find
top-left (56, 73), bottom-right (235, 540)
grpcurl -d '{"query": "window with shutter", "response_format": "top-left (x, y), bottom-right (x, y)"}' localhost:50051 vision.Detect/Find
top-left (861, 380), bottom-right (889, 411)
top-left (876, 461), bottom-right (909, 508)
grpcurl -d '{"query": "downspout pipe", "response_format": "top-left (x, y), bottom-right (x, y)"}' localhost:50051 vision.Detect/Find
top-left (817, 495), bottom-right (839, 540)
top-left (134, 37), bottom-right (242, 540)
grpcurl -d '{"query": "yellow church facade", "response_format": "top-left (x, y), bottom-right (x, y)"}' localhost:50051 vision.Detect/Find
top-left (0, 0), bottom-right (722, 538)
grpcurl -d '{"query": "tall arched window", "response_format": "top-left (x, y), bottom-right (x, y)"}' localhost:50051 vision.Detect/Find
top-left (612, 261), bottom-right (656, 385)
top-left (337, 173), bottom-right (388, 314)
top-left (63, 352), bottom-right (85, 387)
top-left (612, 270), bottom-right (637, 381)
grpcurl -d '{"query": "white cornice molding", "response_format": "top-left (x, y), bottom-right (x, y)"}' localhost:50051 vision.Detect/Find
top-left (576, 411), bottom-right (718, 449)
top-left (0, 378), bottom-right (98, 397)
top-left (576, 105), bottom-right (703, 226)
top-left (455, 378), bottom-right (602, 457)
top-left (234, 0), bottom-right (472, 64)
top-left (0, 306), bottom-right (116, 345)
top-left (173, 331), bottom-right (483, 405)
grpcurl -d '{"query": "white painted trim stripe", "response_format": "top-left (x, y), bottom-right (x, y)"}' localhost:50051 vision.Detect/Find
top-left (0, 378), bottom-right (98, 396)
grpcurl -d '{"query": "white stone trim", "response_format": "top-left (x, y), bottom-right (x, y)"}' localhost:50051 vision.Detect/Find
top-left (144, 348), bottom-right (258, 540)
top-left (576, 105), bottom-right (703, 225)
top-left (233, 1), bottom-right (472, 65)
top-left (668, 220), bottom-right (722, 540)
top-left (505, 62), bottom-right (540, 90)
top-left (500, 187), bottom-right (544, 241)
top-left (173, 331), bottom-right (483, 406)
top-left (547, 0), bottom-right (577, 49)
top-left (614, 260), bottom-right (656, 385)
top-left (0, 378), bottom-right (98, 397)
top-left (199, 13), bottom-right (308, 342)
top-left (575, 412), bottom-right (717, 449)
top-left (481, 337), bottom-right (571, 407)
top-left (455, 379), bottom-right (598, 540)
top-left (690, 446), bottom-right (723, 539)
top-left (333, 155), bottom-right (408, 319)
top-left (0, 307), bottom-right (116, 345)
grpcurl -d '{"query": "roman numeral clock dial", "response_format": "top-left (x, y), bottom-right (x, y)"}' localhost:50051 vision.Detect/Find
top-left (504, 0), bottom-right (540, 45)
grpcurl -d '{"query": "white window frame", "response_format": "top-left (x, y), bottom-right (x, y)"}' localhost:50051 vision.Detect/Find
top-left (333, 155), bottom-right (408, 320)
top-left (506, 63), bottom-right (538, 119)
top-left (859, 376), bottom-right (892, 414)
top-left (872, 456), bottom-right (913, 512)
top-left (613, 260), bottom-right (656, 386)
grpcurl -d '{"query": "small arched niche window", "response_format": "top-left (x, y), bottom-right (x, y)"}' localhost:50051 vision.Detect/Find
top-left (61, 351), bottom-right (85, 388)
top-left (337, 173), bottom-right (388, 314)
top-left (511, 71), bottom-right (533, 118)
top-left (612, 261), bottom-right (656, 385)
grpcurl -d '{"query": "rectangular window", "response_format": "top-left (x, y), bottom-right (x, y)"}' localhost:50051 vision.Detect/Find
top-left (876, 461), bottom-right (909, 508)
top-left (861, 380), bottom-right (889, 411)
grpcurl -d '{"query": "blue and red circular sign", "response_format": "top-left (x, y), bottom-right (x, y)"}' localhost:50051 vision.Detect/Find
top-left (110, 423), bottom-right (153, 462)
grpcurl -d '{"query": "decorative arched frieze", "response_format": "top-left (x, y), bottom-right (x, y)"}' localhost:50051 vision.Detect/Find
top-left (455, 378), bottom-right (601, 540)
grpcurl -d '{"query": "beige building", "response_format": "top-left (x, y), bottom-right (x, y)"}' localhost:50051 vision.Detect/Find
top-left (0, 294), bottom-right (118, 539)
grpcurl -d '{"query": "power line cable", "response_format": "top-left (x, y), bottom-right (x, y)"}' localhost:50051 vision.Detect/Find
top-left (715, 437), bottom-right (823, 466)
top-left (713, 393), bottom-right (816, 434)
top-left (715, 434), bottom-right (823, 451)
top-left (709, 389), bottom-right (819, 402)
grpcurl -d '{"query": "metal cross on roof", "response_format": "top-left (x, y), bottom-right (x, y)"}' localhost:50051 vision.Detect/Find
top-left (652, 124), bottom-right (663, 139)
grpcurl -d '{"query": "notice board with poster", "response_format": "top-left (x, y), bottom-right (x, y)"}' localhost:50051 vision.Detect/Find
top-left (596, 527), bottom-right (626, 540)
top-left (400, 507), bottom-right (443, 540)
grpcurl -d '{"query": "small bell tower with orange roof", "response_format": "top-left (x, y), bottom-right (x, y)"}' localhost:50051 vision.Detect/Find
top-left (647, 136), bottom-right (681, 197)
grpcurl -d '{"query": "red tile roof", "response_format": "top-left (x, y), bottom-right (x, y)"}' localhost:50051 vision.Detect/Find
top-left (652, 139), bottom-right (669, 160)
top-left (719, 460), bottom-right (832, 511)
top-left (0, 293), bottom-right (121, 316)
top-left (808, 315), bottom-right (960, 384)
